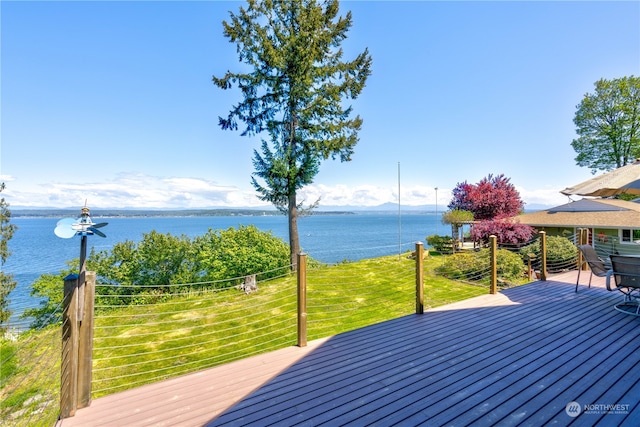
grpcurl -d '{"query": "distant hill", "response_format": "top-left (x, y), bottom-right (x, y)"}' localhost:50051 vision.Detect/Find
top-left (11, 208), bottom-right (281, 218)
top-left (317, 203), bottom-right (438, 212)
top-left (12, 202), bottom-right (547, 217)
top-left (11, 208), bottom-right (356, 218)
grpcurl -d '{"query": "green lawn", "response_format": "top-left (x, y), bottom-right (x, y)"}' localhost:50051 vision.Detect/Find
top-left (1, 252), bottom-right (489, 423)
top-left (90, 252), bottom-right (488, 396)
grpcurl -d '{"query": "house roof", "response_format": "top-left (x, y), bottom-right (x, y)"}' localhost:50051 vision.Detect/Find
top-left (517, 198), bottom-right (640, 228)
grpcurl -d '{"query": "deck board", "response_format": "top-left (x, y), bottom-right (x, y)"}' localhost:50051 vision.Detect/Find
top-left (59, 273), bottom-right (640, 426)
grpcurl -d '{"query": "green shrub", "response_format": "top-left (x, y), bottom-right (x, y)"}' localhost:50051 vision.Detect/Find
top-left (436, 251), bottom-right (485, 280)
top-left (495, 249), bottom-right (528, 281)
top-left (191, 225), bottom-right (291, 283)
top-left (519, 235), bottom-right (577, 270)
top-left (27, 225), bottom-right (293, 324)
top-left (436, 248), bottom-right (525, 284)
top-left (426, 235), bottom-right (453, 253)
top-left (21, 268), bottom-right (71, 329)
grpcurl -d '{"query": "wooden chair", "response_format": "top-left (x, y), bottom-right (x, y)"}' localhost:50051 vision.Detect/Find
top-left (606, 255), bottom-right (640, 315)
top-left (576, 244), bottom-right (609, 292)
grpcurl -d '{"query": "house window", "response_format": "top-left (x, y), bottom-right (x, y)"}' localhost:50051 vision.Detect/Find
top-left (620, 229), bottom-right (640, 244)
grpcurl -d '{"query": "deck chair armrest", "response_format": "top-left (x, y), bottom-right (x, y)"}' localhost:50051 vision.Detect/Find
top-left (606, 270), bottom-right (640, 291)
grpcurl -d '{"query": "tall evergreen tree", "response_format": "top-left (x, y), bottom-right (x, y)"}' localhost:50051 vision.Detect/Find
top-left (0, 183), bottom-right (18, 331)
top-left (213, 0), bottom-right (371, 268)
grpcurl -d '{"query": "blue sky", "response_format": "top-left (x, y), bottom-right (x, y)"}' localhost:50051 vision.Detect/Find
top-left (2, 1), bottom-right (639, 210)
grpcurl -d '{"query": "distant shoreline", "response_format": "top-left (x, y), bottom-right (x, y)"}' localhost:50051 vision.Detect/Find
top-left (11, 208), bottom-right (357, 218)
top-left (11, 207), bottom-right (543, 218)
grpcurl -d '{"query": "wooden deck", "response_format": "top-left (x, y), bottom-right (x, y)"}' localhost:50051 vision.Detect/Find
top-left (59, 272), bottom-right (640, 426)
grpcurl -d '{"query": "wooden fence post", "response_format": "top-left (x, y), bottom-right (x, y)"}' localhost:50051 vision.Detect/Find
top-left (60, 271), bottom-right (96, 418)
top-left (415, 242), bottom-right (424, 314)
top-left (297, 253), bottom-right (307, 348)
top-left (489, 235), bottom-right (497, 294)
top-left (540, 231), bottom-right (547, 281)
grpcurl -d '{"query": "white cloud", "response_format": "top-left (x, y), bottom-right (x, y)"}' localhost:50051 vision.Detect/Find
top-left (300, 184), bottom-right (446, 207)
top-left (5, 173), bottom-right (268, 209)
top-left (516, 186), bottom-right (572, 208)
top-left (3, 173), bottom-right (569, 209)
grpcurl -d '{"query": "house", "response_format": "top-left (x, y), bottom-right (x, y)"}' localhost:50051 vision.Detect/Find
top-left (516, 198), bottom-right (640, 256)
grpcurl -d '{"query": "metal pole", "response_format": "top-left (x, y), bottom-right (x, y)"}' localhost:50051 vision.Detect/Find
top-left (398, 162), bottom-right (401, 258)
top-left (78, 235), bottom-right (87, 319)
top-left (435, 187), bottom-right (438, 236)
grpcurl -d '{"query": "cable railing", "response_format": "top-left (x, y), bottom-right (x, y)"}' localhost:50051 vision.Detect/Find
top-left (306, 256), bottom-right (416, 340)
top-left (90, 248), bottom-right (420, 397)
top-left (3, 233), bottom-right (584, 425)
top-left (91, 264), bottom-right (297, 397)
top-left (433, 232), bottom-right (584, 289)
top-left (305, 241), bottom-right (419, 263)
top-left (0, 303), bottom-right (63, 427)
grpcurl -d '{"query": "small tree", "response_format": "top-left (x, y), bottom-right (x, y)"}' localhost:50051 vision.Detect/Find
top-left (213, 0), bottom-right (372, 269)
top-left (571, 76), bottom-right (640, 173)
top-left (0, 183), bottom-right (17, 332)
top-left (448, 174), bottom-right (533, 245)
top-left (449, 174), bottom-right (524, 220)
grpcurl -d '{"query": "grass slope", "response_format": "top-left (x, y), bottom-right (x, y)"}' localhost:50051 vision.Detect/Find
top-left (2, 252), bottom-right (488, 423)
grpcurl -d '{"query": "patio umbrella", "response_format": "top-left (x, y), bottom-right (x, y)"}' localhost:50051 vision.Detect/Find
top-left (561, 159), bottom-right (640, 197)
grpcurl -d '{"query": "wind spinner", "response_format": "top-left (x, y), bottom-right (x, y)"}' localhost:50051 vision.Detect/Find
top-left (54, 204), bottom-right (108, 276)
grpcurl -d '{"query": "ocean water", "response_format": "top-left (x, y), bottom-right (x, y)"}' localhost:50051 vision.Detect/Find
top-left (3, 212), bottom-right (443, 325)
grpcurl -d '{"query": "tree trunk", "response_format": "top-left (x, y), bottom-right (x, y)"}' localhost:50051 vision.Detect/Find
top-left (288, 192), bottom-right (300, 271)
top-left (287, 111), bottom-right (300, 271)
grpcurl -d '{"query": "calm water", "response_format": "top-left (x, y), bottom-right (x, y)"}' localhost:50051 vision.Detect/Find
top-left (4, 212), bottom-right (442, 326)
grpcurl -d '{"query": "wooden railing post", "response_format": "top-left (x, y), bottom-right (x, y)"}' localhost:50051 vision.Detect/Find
top-left (78, 271), bottom-right (95, 409)
top-left (577, 228), bottom-right (586, 270)
top-left (539, 231), bottom-right (547, 281)
top-left (415, 242), bottom-right (424, 314)
top-left (489, 235), bottom-right (497, 294)
top-left (297, 253), bottom-right (307, 348)
top-left (60, 271), bottom-right (96, 418)
top-left (61, 274), bottom-right (79, 418)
